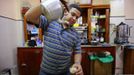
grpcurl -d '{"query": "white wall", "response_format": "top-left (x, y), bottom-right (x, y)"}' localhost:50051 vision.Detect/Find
top-left (110, 0), bottom-right (125, 44)
top-left (110, 0), bottom-right (125, 74)
top-left (21, 0), bottom-right (40, 7)
top-left (125, 0), bottom-right (134, 19)
top-left (0, 18), bottom-right (23, 71)
top-left (0, 0), bottom-right (23, 72)
top-left (125, 0), bottom-right (134, 43)
top-left (0, 0), bottom-right (22, 20)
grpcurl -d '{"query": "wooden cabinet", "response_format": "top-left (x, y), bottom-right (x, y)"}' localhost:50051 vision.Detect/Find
top-left (81, 46), bottom-right (116, 75)
top-left (123, 46), bottom-right (134, 74)
top-left (17, 47), bottom-right (42, 75)
top-left (17, 46), bottom-right (115, 75)
top-left (90, 5), bottom-right (110, 43)
top-left (81, 47), bottom-right (90, 75)
top-left (80, 5), bottom-right (110, 44)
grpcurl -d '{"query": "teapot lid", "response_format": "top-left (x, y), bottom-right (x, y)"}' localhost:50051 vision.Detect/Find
top-left (119, 22), bottom-right (126, 25)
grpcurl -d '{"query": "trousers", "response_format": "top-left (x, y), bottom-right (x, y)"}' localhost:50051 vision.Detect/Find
top-left (39, 69), bottom-right (70, 75)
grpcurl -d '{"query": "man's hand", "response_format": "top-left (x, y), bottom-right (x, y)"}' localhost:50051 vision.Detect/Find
top-left (72, 63), bottom-right (83, 75)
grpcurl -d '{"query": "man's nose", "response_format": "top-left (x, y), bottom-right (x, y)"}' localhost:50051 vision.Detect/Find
top-left (72, 16), bottom-right (76, 20)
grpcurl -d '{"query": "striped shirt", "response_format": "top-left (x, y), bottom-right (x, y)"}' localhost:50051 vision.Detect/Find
top-left (40, 16), bottom-right (81, 74)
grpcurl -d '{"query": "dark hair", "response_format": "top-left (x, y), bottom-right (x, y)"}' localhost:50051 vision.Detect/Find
top-left (60, 0), bottom-right (69, 11)
top-left (69, 4), bottom-right (82, 16)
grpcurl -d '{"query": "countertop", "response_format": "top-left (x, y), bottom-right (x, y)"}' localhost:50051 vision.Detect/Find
top-left (18, 44), bottom-right (116, 48)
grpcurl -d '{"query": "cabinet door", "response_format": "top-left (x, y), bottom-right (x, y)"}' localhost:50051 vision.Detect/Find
top-left (17, 47), bottom-right (43, 75)
top-left (81, 47), bottom-right (90, 75)
top-left (81, 46), bottom-right (116, 75)
top-left (88, 46), bottom-right (116, 74)
top-left (80, 5), bottom-right (110, 44)
top-left (90, 7), bottom-right (110, 43)
top-left (124, 48), bottom-right (134, 74)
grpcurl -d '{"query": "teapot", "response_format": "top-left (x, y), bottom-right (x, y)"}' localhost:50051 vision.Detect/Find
top-left (41, 0), bottom-right (68, 22)
top-left (114, 22), bottom-right (132, 44)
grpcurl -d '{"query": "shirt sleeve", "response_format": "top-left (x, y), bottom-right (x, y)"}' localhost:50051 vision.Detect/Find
top-left (39, 15), bottom-right (48, 30)
top-left (74, 34), bottom-right (82, 54)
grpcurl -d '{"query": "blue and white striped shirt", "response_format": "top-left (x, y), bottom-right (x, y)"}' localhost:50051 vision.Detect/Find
top-left (40, 16), bottom-right (81, 74)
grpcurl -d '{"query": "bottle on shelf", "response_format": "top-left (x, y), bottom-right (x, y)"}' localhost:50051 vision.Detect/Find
top-left (95, 23), bottom-right (99, 32)
top-left (95, 11), bottom-right (99, 19)
top-left (95, 33), bottom-right (100, 42)
top-left (99, 33), bottom-right (104, 43)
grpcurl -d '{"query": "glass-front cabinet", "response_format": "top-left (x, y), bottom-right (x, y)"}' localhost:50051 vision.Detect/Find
top-left (89, 5), bottom-right (110, 44)
top-left (77, 5), bottom-right (110, 45)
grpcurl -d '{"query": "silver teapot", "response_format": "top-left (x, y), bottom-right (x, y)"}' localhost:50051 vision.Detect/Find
top-left (41, 0), bottom-right (67, 22)
top-left (114, 22), bottom-right (132, 44)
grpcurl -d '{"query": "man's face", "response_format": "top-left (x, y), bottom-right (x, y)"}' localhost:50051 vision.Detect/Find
top-left (62, 8), bottom-right (81, 27)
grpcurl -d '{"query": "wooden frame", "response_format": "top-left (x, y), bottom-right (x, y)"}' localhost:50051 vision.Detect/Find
top-left (21, 0), bottom-right (42, 42)
top-left (23, 16), bottom-right (43, 42)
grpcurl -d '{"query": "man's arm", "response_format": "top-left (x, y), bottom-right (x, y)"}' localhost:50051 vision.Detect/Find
top-left (74, 53), bottom-right (82, 64)
top-left (73, 53), bottom-right (83, 75)
top-left (24, 4), bottom-right (42, 25)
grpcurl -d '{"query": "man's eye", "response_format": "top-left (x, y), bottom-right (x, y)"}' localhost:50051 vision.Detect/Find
top-left (76, 16), bottom-right (79, 19)
top-left (71, 12), bottom-right (79, 19)
top-left (71, 13), bottom-right (75, 16)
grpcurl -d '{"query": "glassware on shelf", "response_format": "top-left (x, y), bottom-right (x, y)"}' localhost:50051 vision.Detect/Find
top-left (95, 23), bottom-right (99, 32)
top-left (99, 33), bottom-right (104, 43)
top-left (96, 33), bottom-right (100, 42)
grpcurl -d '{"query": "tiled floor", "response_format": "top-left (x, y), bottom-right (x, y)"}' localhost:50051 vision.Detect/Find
top-left (115, 45), bottom-right (124, 74)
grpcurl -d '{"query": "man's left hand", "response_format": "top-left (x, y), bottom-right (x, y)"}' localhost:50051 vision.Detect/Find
top-left (72, 63), bottom-right (83, 75)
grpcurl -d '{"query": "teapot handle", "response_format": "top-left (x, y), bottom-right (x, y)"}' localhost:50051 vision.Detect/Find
top-left (129, 26), bottom-right (133, 37)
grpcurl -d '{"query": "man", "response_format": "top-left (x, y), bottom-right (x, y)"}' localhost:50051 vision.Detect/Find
top-left (25, 1), bottom-right (83, 75)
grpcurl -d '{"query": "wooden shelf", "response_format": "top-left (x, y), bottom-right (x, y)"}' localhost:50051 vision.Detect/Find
top-left (92, 4), bottom-right (110, 9)
top-left (80, 4), bottom-right (92, 8)
top-left (80, 4), bottom-right (110, 9)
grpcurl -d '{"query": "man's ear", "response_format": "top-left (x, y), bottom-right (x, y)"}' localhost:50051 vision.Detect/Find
top-left (64, 9), bottom-right (69, 16)
top-left (60, 10), bottom-right (68, 19)
top-left (64, 12), bottom-right (68, 16)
